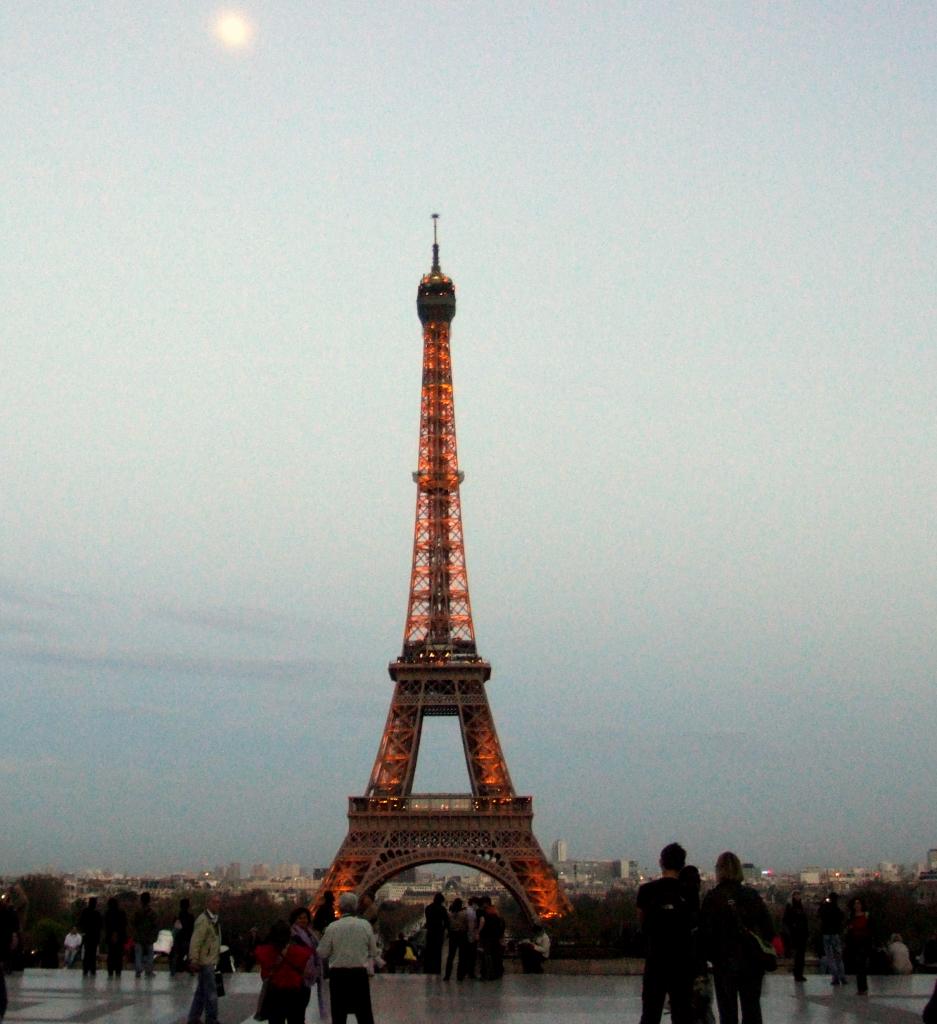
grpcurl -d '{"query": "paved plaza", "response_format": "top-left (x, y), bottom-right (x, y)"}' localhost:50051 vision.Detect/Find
top-left (2, 969), bottom-right (933, 1024)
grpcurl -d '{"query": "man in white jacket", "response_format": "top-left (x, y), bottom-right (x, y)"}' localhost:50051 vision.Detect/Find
top-left (318, 893), bottom-right (380, 1024)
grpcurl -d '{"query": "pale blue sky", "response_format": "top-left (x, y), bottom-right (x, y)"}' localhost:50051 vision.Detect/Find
top-left (2, 2), bottom-right (935, 876)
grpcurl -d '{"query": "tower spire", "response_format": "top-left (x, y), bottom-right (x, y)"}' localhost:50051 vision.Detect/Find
top-left (431, 212), bottom-right (440, 271)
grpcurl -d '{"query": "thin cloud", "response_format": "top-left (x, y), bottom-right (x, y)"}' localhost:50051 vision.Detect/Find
top-left (151, 602), bottom-right (307, 636)
top-left (0, 639), bottom-right (324, 681)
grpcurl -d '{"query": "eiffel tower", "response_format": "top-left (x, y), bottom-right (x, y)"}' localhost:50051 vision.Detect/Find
top-left (316, 218), bottom-right (569, 922)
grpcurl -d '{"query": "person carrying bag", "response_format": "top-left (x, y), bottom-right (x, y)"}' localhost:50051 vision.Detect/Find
top-left (254, 920), bottom-right (312, 1024)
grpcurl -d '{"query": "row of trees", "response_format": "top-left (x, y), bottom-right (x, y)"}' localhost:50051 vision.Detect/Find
top-left (4, 876), bottom-right (290, 968)
top-left (548, 883), bottom-right (937, 959)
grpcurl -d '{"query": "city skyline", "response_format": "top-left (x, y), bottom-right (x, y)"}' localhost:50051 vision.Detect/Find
top-left (9, 843), bottom-right (937, 886)
top-left (8, 845), bottom-right (937, 890)
top-left (2, 4), bottom-right (936, 877)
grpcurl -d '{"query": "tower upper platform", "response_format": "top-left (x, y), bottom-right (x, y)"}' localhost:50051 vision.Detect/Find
top-left (417, 216), bottom-right (456, 324)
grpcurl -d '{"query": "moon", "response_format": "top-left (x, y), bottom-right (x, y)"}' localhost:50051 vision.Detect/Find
top-left (214, 11), bottom-right (254, 48)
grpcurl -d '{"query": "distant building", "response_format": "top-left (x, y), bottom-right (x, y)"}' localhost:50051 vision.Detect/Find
top-left (226, 862), bottom-right (241, 882)
top-left (555, 858), bottom-right (627, 887)
top-left (551, 839), bottom-right (568, 864)
top-left (928, 848), bottom-right (937, 870)
top-left (251, 863), bottom-right (271, 880)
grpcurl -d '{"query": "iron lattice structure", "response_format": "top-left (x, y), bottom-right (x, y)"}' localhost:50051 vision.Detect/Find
top-left (316, 220), bottom-right (569, 923)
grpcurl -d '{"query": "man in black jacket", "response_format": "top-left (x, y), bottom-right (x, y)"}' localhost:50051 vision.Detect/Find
top-left (782, 891), bottom-right (809, 981)
top-left (817, 893), bottom-right (846, 985)
top-left (78, 897), bottom-right (103, 977)
top-left (637, 842), bottom-right (694, 1024)
top-left (0, 891), bottom-right (21, 1023)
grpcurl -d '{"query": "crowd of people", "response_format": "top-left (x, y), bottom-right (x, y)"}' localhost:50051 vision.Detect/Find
top-left (3, 872), bottom-right (937, 1024)
top-left (253, 889), bottom-right (382, 1024)
top-left (402, 891), bottom-right (512, 981)
top-left (50, 893), bottom-right (196, 978)
top-left (786, 888), bottom-right (921, 993)
top-left (636, 842), bottom-right (937, 1024)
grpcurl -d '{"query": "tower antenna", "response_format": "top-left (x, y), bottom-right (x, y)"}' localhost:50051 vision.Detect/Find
top-left (431, 212), bottom-right (440, 271)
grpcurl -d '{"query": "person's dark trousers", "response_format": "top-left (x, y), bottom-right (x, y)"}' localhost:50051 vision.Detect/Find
top-left (106, 941), bottom-right (123, 976)
top-left (463, 940), bottom-right (477, 979)
top-left (481, 943), bottom-right (504, 980)
top-left (265, 984), bottom-right (306, 1024)
top-left (444, 932), bottom-right (467, 980)
top-left (171, 945), bottom-right (187, 976)
top-left (640, 961), bottom-right (692, 1024)
top-left (713, 970), bottom-right (763, 1024)
top-left (792, 942), bottom-right (806, 980)
top-left (423, 934), bottom-right (443, 974)
top-left (518, 945), bottom-right (545, 974)
top-left (187, 964), bottom-right (218, 1024)
top-left (1, 968), bottom-right (7, 1020)
top-left (853, 941), bottom-right (869, 994)
top-left (328, 967), bottom-right (374, 1024)
top-left (82, 940), bottom-right (98, 975)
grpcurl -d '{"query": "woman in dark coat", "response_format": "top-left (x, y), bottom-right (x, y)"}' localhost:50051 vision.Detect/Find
top-left (423, 893), bottom-right (449, 975)
top-left (781, 891), bottom-right (808, 981)
top-left (104, 897), bottom-right (127, 977)
top-left (701, 851), bottom-right (775, 1024)
top-left (846, 897), bottom-right (871, 995)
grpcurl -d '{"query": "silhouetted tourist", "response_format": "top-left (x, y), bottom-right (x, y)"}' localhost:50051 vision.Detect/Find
top-left (680, 864), bottom-right (715, 1024)
top-left (701, 851), bottom-right (775, 1024)
top-left (923, 976), bottom-right (937, 1024)
top-left (38, 930), bottom-right (59, 968)
top-left (384, 932), bottom-right (416, 973)
top-left (255, 919), bottom-right (313, 1024)
top-left (478, 897), bottom-right (506, 980)
top-left (171, 898), bottom-right (194, 976)
top-left (312, 891), bottom-right (336, 936)
top-left (0, 891), bottom-right (21, 1021)
top-left (517, 925), bottom-right (551, 974)
top-left (889, 933), bottom-right (913, 975)
top-left (131, 891), bottom-right (158, 978)
top-left (817, 892), bottom-right (847, 985)
top-left (637, 842), bottom-right (694, 1024)
top-left (782, 891), bottom-right (808, 982)
top-left (317, 892), bottom-right (380, 1024)
top-left (187, 893), bottom-right (223, 1024)
top-left (63, 926), bottom-right (82, 969)
top-left (463, 897), bottom-right (479, 978)
top-left (422, 892), bottom-right (448, 975)
top-left (78, 897), bottom-right (103, 976)
top-left (104, 898), bottom-right (127, 977)
top-left (846, 897), bottom-right (871, 995)
top-left (443, 898), bottom-right (470, 980)
top-left (358, 893), bottom-right (378, 928)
